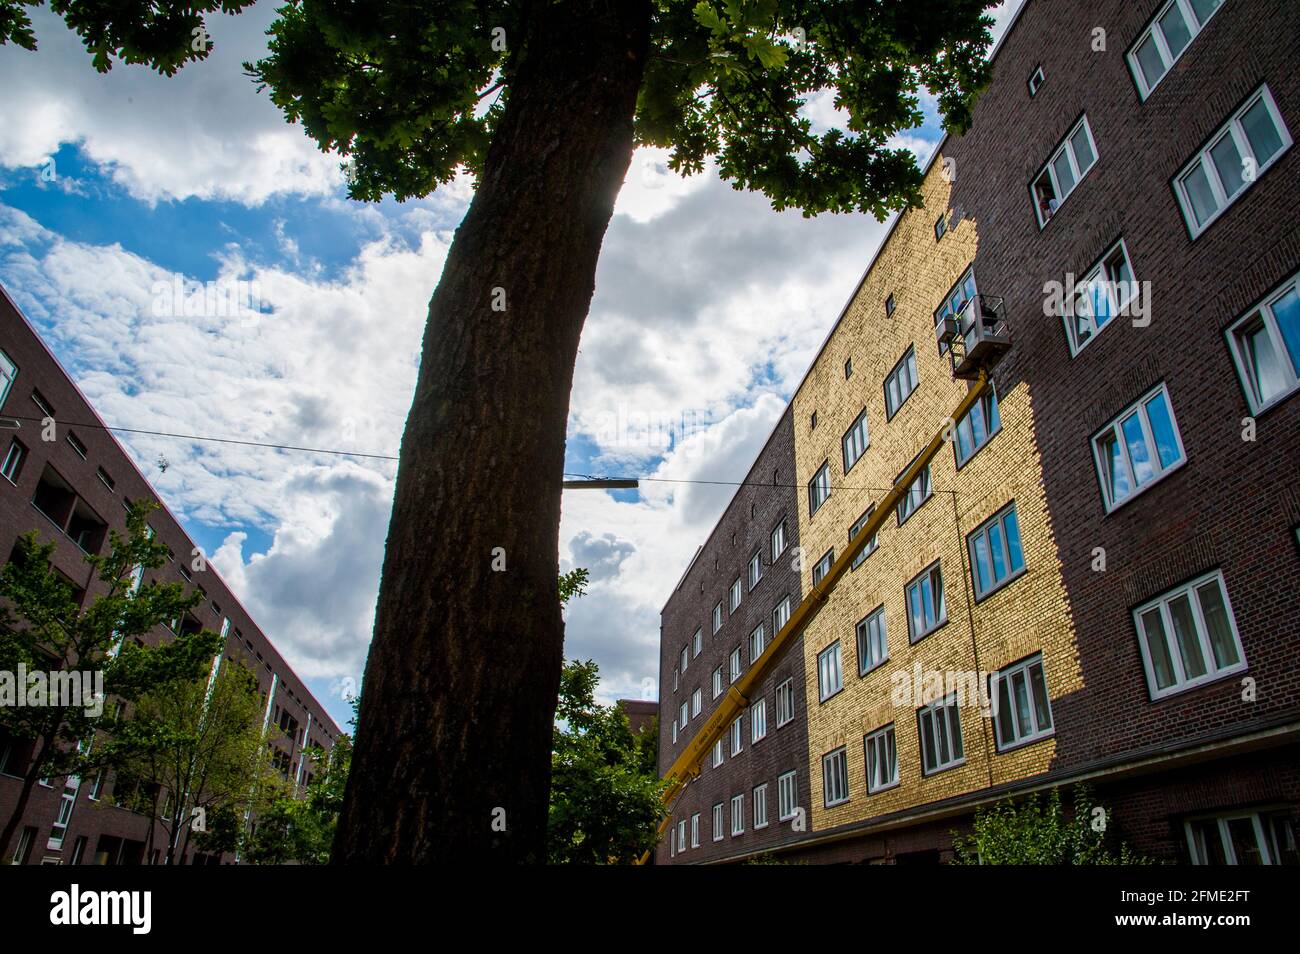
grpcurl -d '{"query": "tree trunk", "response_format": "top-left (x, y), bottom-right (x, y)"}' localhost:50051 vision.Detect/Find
top-left (332, 0), bottom-right (652, 864)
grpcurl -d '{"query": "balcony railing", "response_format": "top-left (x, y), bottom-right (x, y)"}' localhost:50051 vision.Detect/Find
top-left (936, 294), bottom-right (1011, 379)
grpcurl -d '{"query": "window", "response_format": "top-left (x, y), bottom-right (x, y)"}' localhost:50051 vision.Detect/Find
top-left (712, 738), bottom-right (724, 768)
top-left (729, 577), bottom-right (742, 612)
top-left (918, 694), bottom-right (965, 774)
top-left (776, 678), bottom-right (795, 727)
top-left (808, 461), bottom-right (831, 515)
top-left (730, 795), bottom-right (745, 835)
top-left (712, 602), bottom-right (723, 634)
top-left (1227, 267), bottom-right (1300, 413)
top-left (0, 349), bottom-right (15, 409)
top-left (968, 503), bottom-right (1026, 599)
top-left (750, 698), bottom-right (767, 743)
top-left (992, 655), bottom-right (1054, 751)
top-left (748, 550), bottom-right (762, 590)
top-left (1092, 383), bottom-right (1186, 511)
top-left (885, 293), bottom-right (896, 318)
top-left (1065, 240), bottom-right (1137, 355)
top-left (712, 666), bottom-right (724, 699)
top-left (778, 770), bottom-right (798, 821)
top-left (906, 561), bottom-right (946, 642)
top-left (812, 548), bottom-right (834, 587)
top-left (1128, 0), bottom-right (1226, 100)
top-left (1186, 810), bottom-right (1298, 865)
top-left (844, 357), bottom-right (853, 379)
top-left (935, 267), bottom-right (979, 356)
top-left (953, 386), bottom-right (1001, 466)
top-left (672, 666), bottom-right (679, 692)
top-left (1033, 115), bottom-right (1098, 227)
top-left (817, 641), bottom-right (843, 702)
top-left (856, 606), bottom-right (888, 675)
top-left (729, 646), bottom-right (743, 683)
top-left (895, 461), bottom-right (932, 524)
top-left (934, 213), bottom-right (947, 241)
top-left (671, 719), bottom-right (678, 744)
top-left (30, 389), bottom-right (54, 418)
top-left (748, 624), bottom-right (765, 664)
top-left (1, 438), bottom-right (25, 484)
top-left (1134, 570), bottom-right (1246, 700)
top-left (884, 346), bottom-right (919, 418)
top-left (729, 717), bottom-right (743, 756)
top-left (1027, 64), bottom-right (1044, 96)
top-left (713, 803), bottom-right (725, 841)
top-left (770, 519), bottom-right (787, 560)
top-left (692, 628), bottom-right (702, 657)
top-left (65, 432), bottom-right (87, 459)
top-left (772, 595), bottom-right (792, 634)
top-left (864, 724), bottom-right (898, 793)
top-left (96, 467), bottom-right (115, 492)
top-left (810, 411), bottom-right (817, 429)
top-left (822, 748), bottom-right (849, 806)
top-left (753, 784), bottom-right (769, 829)
top-left (1175, 85), bottom-right (1291, 238)
top-left (842, 408), bottom-right (869, 473)
top-left (677, 819), bottom-right (687, 854)
top-left (680, 645), bottom-right (689, 673)
top-left (679, 701), bottom-right (688, 729)
top-left (848, 506), bottom-right (878, 569)
top-left (691, 688), bottom-right (702, 718)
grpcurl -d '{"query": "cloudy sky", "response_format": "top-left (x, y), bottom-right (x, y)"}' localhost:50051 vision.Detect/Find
top-left (0, 3), bottom-right (1021, 728)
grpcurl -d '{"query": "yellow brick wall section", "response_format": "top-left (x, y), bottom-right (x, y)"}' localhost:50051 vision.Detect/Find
top-left (789, 152), bottom-right (1083, 835)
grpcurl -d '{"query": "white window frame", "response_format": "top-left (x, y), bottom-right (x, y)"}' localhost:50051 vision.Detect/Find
top-left (1127, 0), bottom-right (1227, 100)
top-left (864, 724), bottom-right (898, 793)
top-left (747, 550), bottom-right (762, 590)
top-left (0, 348), bottom-right (16, 410)
top-left (1226, 266), bottom-right (1300, 414)
top-left (1134, 569), bottom-right (1246, 700)
top-left (729, 646), bottom-right (743, 683)
top-left (729, 716), bottom-right (743, 757)
top-left (884, 346), bottom-right (919, 419)
top-left (730, 794), bottom-right (745, 836)
top-left (750, 697), bottom-right (767, 743)
top-left (842, 408), bottom-right (869, 473)
top-left (712, 665), bottom-right (724, 699)
top-left (691, 813), bottom-right (700, 849)
top-left (1032, 115), bottom-right (1099, 228)
top-left (1, 439), bottom-right (24, 484)
top-left (991, 654), bottom-right (1054, 751)
top-left (712, 601), bottom-right (723, 634)
top-left (906, 560), bottom-right (946, 643)
top-left (822, 747), bottom-right (849, 807)
top-left (775, 678), bottom-right (795, 727)
top-left (772, 595), bottom-right (792, 635)
top-left (691, 687), bottom-right (702, 718)
top-left (808, 461), bottom-right (831, 516)
top-left (811, 548), bottom-right (834, 587)
top-left (1064, 239), bottom-right (1138, 356)
top-left (856, 605), bottom-right (888, 675)
top-left (713, 802), bottom-right (725, 841)
top-left (712, 738), bottom-right (724, 768)
top-left (677, 819), bottom-right (687, 854)
top-left (748, 623), bottom-right (765, 664)
top-left (692, 628), bottom-right (702, 657)
top-left (918, 693), bottom-right (965, 775)
top-left (1185, 809), bottom-right (1296, 865)
top-left (729, 577), bottom-right (742, 612)
top-left (817, 641), bottom-right (843, 702)
top-left (679, 701), bottom-right (688, 728)
top-left (771, 520), bottom-right (787, 560)
top-left (968, 502), bottom-right (1027, 600)
top-left (1027, 64), bottom-right (1044, 97)
top-left (670, 716), bottom-right (676, 744)
top-left (777, 770), bottom-right (798, 821)
top-left (1091, 382), bottom-right (1187, 512)
top-left (753, 783), bottom-right (769, 829)
top-left (680, 645), bottom-right (689, 673)
top-left (1174, 85), bottom-right (1292, 239)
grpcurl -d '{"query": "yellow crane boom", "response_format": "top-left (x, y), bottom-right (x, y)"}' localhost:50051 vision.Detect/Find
top-left (641, 369), bottom-right (990, 863)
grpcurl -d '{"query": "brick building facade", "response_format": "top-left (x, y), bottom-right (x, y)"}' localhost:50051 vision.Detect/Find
top-left (0, 284), bottom-right (343, 865)
top-left (658, 0), bottom-right (1300, 864)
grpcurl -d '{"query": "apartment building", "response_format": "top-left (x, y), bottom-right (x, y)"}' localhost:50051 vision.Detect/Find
top-left (658, 0), bottom-right (1300, 864)
top-left (0, 284), bottom-right (343, 865)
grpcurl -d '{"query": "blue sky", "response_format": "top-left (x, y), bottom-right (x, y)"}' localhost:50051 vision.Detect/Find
top-left (0, 4), bottom-right (1018, 729)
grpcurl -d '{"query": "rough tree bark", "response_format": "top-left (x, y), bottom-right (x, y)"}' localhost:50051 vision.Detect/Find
top-left (332, 0), bottom-right (653, 863)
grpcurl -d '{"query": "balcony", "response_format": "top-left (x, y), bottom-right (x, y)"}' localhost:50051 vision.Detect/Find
top-left (936, 294), bottom-right (1011, 379)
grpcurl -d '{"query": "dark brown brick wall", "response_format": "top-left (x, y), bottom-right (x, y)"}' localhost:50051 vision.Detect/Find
top-left (656, 406), bottom-right (808, 863)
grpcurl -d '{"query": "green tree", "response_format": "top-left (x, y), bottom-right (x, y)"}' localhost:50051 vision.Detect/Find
top-left (549, 659), bottom-right (665, 864)
top-left (106, 659), bottom-right (287, 865)
top-left (0, 502), bottom-right (220, 860)
top-left (3, 0), bottom-right (998, 862)
top-left (952, 786), bottom-right (1153, 865)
